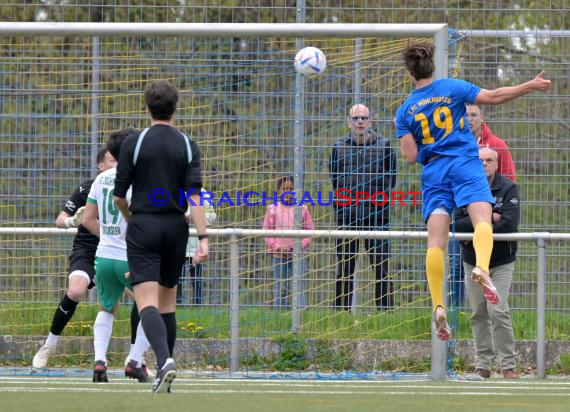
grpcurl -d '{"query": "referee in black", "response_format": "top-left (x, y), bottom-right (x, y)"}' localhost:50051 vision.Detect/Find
top-left (114, 80), bottom-right (209, 393)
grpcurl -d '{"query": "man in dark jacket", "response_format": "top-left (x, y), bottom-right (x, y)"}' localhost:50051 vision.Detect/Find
top-left (329, 104), bottom-right (397, 311)
top-left (455, 147), bottom-right (519, 379)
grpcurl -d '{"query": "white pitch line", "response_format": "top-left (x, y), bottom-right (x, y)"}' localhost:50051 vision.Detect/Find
top-left (3, 376), bottom-right (570, 385)
top-left (2, 387), bottom-right (570, 397)
top-left (2, 377), bottom-right (570, 389)
top-left (3, 380), bottom-right (570, 392)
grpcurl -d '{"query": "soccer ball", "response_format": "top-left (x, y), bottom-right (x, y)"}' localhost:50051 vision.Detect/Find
top-left (294, 47), bottom-right (326, 77)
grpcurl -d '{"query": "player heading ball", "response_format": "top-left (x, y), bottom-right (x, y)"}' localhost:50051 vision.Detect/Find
top-left (395, 41), bottom-right (550, 341)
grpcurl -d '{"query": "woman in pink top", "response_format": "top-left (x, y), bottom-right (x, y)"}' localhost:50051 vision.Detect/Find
top-left (263, 176), bottom-right (314, 308)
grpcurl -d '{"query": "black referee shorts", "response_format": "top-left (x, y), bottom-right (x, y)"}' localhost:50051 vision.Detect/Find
top-left (68, 249), bottom-right (96, 289)
top-left (126, 213), bottom-right (189, 288)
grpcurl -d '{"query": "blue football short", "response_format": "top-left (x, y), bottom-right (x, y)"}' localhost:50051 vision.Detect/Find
top-left (422, 155), bottom-right (494, 222)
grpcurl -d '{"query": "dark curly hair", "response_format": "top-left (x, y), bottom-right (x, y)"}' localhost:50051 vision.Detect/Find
top-left (402, 42), bottom-right (435, 81)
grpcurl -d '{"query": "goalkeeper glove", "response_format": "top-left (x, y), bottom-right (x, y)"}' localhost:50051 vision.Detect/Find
top-left (65, 206), bottom-right (85, 228)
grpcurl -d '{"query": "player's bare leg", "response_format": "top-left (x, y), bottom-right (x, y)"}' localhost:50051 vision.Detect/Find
top-left (467, 202), bottom-right (499, 305)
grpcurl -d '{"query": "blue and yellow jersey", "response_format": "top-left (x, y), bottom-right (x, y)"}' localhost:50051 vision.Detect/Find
top-left (395, 78), bottom-right (481, 165)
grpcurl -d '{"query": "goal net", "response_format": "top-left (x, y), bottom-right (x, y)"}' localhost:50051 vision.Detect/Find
top-left (0, 23), bottom-right (455, 379)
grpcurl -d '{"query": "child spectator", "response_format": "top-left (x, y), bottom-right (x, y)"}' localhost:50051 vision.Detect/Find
top-left (263, 176), bottom-right (314, 308)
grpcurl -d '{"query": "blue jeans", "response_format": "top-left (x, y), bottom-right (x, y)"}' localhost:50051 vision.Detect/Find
top-left (177, 258), bottom-right (203, 305)
top-left (272, 256), bottom-right (305, 309)
top-left (448, 238), bottom-right (465, 307)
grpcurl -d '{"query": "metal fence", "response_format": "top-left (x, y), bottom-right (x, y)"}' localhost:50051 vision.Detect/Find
top-left (0, 15), bottom-right (569, 378)
top-left (1, 227), bottom-right (569, 379)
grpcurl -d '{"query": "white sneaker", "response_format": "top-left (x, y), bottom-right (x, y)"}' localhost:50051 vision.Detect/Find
top-left (32, 344), bottom-right (56, 368)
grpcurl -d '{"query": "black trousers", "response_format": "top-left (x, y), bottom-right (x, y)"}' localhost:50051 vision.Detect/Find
top-left (334, 219), bottom-right (392, 310)
top-left (126, 213), bottom-right (189, 288)
top-left (176, 257), bottom-right (204, 305)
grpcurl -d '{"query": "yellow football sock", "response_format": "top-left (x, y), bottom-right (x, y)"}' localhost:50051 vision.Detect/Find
top-left (473, 222), bottom-right (493, 274)
top-left (426, 247), bottom-right (445, 311)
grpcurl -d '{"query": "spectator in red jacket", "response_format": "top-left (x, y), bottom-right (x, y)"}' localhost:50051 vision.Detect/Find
top-left (466, 104), bottom-right (516, 182)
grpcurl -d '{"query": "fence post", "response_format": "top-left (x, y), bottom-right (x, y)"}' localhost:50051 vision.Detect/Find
top-left (87, 36), bottom-right (100, 305)
top-left (536, 236), bottom-right (547, 378)
top-left (431, 265), bottom-right (448, 380)
top-left (291, 0), bottom-right (306, 333)
top-left (230, 234), bottom-right (240, 374)
top-left (430, 25), bottom-right (449, 381)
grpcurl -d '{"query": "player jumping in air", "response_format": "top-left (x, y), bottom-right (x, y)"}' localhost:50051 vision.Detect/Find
top-left (395, 42), bottom-right (550, 340)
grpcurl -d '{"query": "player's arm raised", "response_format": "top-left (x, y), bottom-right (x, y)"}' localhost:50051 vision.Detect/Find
top-left (476, 70), bottom-right (551, 105)
top-left (400, 133), bottom-right (419, 164)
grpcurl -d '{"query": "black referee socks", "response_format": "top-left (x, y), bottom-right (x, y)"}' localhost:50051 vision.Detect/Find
top-left (140, 306), bottom-right (170, 369)
top-left (161, 312), bottom-right (177, 358)
top-left (130, 303), bottom-right (140, 345)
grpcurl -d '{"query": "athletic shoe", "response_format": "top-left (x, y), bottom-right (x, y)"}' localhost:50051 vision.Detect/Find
top-left (475, 368), bottom-right (491, 379)
top-left (434, 306), bottom-right (451, 341)
top-left (93, 360), bottom-right (109, 383)
top-left (152, 358), bottom-right (176, 393)
top-left (471, 266), bottom-right (500, 305)
top-left (142, 363), bottom-right (155, 379)
top-left (32, 344), bottom-right (56, 368)
top-left (125, 355), bottom-right (155, 379)
top-left (502, 369), bottom-right (518, 379)
top-left (125, 360), bottom-right (150, 383)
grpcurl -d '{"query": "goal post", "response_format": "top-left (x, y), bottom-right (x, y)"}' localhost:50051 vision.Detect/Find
top-left (0, 22), bottom-right (450, 379)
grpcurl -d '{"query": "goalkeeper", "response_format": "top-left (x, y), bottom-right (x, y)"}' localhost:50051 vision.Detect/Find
top-left (32, 148), bottom-right (116, 368)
